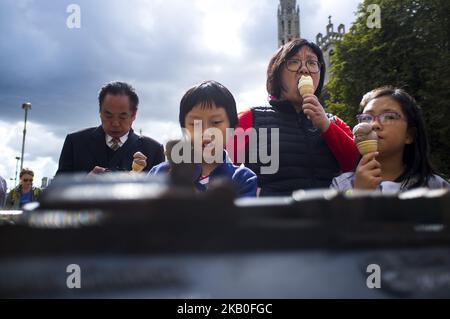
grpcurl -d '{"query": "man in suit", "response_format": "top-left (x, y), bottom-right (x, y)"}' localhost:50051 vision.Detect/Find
top-left (56, 81), bottom-right (165, 175)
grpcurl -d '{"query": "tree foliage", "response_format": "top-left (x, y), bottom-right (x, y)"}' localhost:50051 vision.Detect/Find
top-left (326, 0), bottom-right (450, 176)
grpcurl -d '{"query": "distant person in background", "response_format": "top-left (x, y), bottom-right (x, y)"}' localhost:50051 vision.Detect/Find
top-left (0, 175), bottom-right (7, 208)
top-left (56, 81), bottom-right (165, 175)
top-left (5, 168), bottom-right (41, 209)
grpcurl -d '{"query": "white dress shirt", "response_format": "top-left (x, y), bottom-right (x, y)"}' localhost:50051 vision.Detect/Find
top-left (105, 132), bottom-right (129, 150)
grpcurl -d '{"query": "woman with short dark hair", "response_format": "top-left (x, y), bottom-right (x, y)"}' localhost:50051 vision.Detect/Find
top-left (234, 39), bottom-right (358, 196)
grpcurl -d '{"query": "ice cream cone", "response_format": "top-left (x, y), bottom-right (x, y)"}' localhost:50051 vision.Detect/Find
top-left (132, 162), bottom-right (145, 173)
top-left (298, 75), bottom-right (314, 97)
top-left (356, 140), bottom-right (378, 155)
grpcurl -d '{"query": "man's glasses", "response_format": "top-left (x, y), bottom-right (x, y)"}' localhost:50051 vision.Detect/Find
top-left (22, 179), bottom-right (33, 182)
top-left (356, 112), bottom-right (404, 125)
top-left (285, 59), bottom-right (321, 74)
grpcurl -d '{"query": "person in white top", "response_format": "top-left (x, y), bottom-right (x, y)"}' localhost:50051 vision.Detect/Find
top-left (332, 87), bottom-right (450, 193)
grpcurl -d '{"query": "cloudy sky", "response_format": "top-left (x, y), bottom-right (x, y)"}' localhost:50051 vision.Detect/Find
top-left (0, 0), bottom-right (361, 189)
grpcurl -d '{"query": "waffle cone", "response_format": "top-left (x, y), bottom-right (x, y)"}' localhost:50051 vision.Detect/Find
top-left (132, 162), bottom-right (145, 172)
top-left (299, 85), bottom-right (314, 97)
top-left (356, 140), bottom-right (378, 155)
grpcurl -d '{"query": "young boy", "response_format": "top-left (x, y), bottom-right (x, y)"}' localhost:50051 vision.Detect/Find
top-left (149, 80), bottom-right (257, 197)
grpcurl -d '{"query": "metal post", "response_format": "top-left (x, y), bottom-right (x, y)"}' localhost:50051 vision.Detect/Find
top-left (14, 156), bottom-right (20, 187)
top-left (20, 102), bottom-right (32, 172)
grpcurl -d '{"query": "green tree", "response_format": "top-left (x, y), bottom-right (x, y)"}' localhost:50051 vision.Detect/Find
top-left (326, 0), bottom-right (450, 177)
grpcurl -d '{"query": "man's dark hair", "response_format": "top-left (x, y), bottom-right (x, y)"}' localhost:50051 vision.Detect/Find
top-left (20, 168), bottom-right (34, 178)
top-left (179, 80), bottom-right (238, 129)
top-left (267, 38), bottom-right (326, 102)
top-left (98, 81), bottom-right (139, 112)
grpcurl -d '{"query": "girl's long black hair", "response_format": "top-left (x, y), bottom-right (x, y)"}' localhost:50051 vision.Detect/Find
top-left (360, 87), bottom-right (434, 189)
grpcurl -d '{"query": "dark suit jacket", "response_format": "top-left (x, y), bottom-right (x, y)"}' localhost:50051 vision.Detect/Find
top-left (56, 126), bottom-right (165, 175)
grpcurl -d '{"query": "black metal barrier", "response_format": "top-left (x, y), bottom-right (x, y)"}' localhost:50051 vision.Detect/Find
top-left (1, 173), bottom-right (449, 298)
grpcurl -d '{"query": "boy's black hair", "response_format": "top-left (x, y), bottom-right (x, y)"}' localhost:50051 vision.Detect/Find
top-left (179, 80), bottom-right (238, 128)
top-left (98, 81), bottom-right (139, 112)
top-left (360, 86), bottom-right (434, 188)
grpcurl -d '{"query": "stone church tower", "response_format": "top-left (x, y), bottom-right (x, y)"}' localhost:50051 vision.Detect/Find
top-left (316, 16), bottom-right (346, 84)
top-left (278, 0), bottom-right (300, 47)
